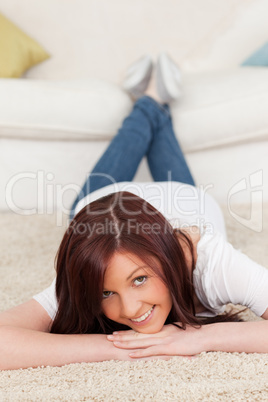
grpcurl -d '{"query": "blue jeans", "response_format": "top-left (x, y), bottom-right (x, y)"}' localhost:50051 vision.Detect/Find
top-left (70, 96), bottom-right (195, 219)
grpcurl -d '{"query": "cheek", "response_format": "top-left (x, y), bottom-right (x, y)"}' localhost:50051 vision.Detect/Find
top-left (153, 279), bottom-right (172, 306)
top-left (102, 300), bottom-right (118, 321)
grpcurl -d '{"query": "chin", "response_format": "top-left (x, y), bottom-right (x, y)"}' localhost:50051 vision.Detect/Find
top-left (134, 323), bottom-right (164, 334)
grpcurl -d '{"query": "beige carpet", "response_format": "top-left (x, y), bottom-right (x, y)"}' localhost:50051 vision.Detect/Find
top-left (0, 204), bottom-right (268, 401)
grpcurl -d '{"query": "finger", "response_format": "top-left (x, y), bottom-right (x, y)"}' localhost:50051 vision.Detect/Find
top-left (134, 355), bottom-right (196, 361)
top-left (129, 345), bottom-right (170, 358)
top-left (133, 355), bottom-right (173, 361)
top-left (112, 337), bottom-right (164, 349)
top-left (106, 330), bottom-right (137, 342)
top-left (129, 347), bottom-right (197, 359)
top-left (112, 330), bottom-right (136, 336)
top-left (107, 332), bottom-right (154, 342)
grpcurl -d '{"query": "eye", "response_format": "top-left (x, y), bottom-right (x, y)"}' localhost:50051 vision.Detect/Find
top-left (103, 290), bottom-right (113, 299)
top-left (133, 276), bottom-right (147, 286)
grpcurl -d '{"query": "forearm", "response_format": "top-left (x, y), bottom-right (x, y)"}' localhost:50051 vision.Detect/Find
top-left (0, 326), bottom-right (117, 370)
top-left (106, 320), bottom-right (268, 358)
top-left (203, 320), bottom-right (268, 353)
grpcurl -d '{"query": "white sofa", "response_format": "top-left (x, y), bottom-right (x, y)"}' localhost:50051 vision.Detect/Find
top-left (1, 0), bottom-right (268, 214)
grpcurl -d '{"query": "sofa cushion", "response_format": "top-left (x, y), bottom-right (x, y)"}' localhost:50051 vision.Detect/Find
top-left (171, 67), bottom-right (268, 152)
top-left (0, 79), bottom-right (133, 140)
top-left (0, 13), bottom-right (49, 78)
top-left (1, 69), bottom-right (268, 152)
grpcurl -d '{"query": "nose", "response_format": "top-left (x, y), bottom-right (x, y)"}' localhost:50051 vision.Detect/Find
top-left (119, 293), bottom-right (141, 319)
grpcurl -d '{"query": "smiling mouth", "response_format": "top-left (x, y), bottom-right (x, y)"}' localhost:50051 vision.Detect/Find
top-left (130, 306), bottom-right (155, 323)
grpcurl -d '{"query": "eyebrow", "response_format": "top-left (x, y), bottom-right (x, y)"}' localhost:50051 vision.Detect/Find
top-left (126, 266), bottom-right (147, 281)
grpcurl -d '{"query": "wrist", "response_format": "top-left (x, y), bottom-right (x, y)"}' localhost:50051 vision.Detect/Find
top-left (197, 323), bottom-right (219, 353)
top-left (79, 334), bottom-right (116, 362)
top-left (199, 322), bottom-right (241, 353)
top-left (96, 335), bottom-right (117, 361)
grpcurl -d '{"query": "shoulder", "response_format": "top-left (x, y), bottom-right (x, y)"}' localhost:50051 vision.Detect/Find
top-left (0, 299), bottom-right (52, 332)
top-left (180, 226), bottom-right (201, 246)
top-left (176, 226), bottom-right (200, 270)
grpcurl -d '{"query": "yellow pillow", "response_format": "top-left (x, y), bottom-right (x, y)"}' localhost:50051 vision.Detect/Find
top-left (0, 13), bottom-right (50, 78)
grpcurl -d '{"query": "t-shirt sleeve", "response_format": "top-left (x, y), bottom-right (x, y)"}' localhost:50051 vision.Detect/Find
top-left (198, 232), bottom-right (268, 316)
top-left (33, 278), bottom-right (58, 320)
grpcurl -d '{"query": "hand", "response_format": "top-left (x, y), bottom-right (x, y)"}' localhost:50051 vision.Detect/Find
top-left (103, 334), bottom-right (172, 361)
top-left (107, 324), bottom-right (204, 358)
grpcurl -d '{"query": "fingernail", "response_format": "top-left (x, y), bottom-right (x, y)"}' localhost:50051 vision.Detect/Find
top-left (107, 335), bottom-right (114, 340)
top-left (113, 332), bottom-right (118, 335)
top-left (114, 341), bottom-right (121, 345)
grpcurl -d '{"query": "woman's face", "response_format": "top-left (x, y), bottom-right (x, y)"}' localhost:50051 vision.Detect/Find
top-left (101, 252), bottom-right (172, 333)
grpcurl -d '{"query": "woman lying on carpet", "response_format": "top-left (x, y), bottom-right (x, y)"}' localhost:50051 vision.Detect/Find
top-left (0, 54), bottom-right (268, 370)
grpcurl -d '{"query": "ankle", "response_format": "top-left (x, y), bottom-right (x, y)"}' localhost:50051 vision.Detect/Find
top-left (144, 72), bottom-right (163, 103)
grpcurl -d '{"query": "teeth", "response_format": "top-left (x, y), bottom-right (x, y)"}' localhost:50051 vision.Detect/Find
top-left (131, 306), bottom-right (154, 323)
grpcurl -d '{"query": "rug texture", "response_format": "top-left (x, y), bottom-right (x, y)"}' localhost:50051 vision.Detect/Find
top-left (0, 204), bottom-right (268, 401)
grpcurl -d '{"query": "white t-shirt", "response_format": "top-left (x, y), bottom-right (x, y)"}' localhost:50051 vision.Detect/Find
top-left (33, 182), bottom-right (268, 320)
top-left (74, 181), bottom-right (227, 238)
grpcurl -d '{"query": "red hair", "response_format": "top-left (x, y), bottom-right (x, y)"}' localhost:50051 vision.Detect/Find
top-left (51, 191), bottom-right (200, 334)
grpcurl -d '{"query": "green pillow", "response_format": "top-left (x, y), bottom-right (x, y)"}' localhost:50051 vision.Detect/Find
top-left (0, 13), bottom-right (50, 77)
